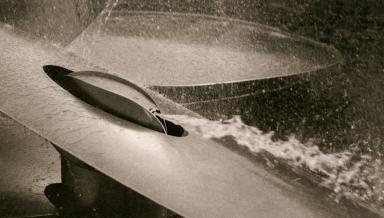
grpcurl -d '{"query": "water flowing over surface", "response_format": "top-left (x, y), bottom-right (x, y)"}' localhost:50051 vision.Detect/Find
top-left (67, 11), bottom-right (339, 87)
top-left (0, 0), bottom-right (383, 217)
top-left (163, 114), bottom-right (384, 208)
top-left (68, 4), bottom-right (383, 212)
top-left (69, 36), bottom-right (286, 86)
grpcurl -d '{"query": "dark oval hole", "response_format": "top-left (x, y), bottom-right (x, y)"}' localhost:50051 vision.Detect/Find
top-left (156, 115), bottom-right (188, 137)
top-left (43, 65), bottom-right (187, 137)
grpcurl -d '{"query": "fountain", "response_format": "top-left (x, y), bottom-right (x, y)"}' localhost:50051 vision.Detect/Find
top-left (0, 1), bottom-right (381, 218)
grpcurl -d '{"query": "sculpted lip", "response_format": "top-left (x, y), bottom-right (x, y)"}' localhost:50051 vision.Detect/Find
top-left (43, 65), bottom-right (186, 137)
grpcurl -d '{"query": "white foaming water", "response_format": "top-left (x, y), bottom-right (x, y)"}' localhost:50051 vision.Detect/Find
top-left (164, 114), bottom-right (384, 207)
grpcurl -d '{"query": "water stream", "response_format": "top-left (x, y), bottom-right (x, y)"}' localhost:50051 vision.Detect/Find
top-left (1, 0), bottom-right (383, 217)
top-left (164, 114), bottom-right (384, 209)
top-left (70, 2), bottom-right (384, 210)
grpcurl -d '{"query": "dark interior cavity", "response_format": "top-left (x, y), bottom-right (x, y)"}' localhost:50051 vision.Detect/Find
top-left (43, 65), bottom-right (187, 137)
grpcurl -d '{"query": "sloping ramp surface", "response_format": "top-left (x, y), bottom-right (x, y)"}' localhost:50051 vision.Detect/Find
top-left (0, 23), bottom-right (375, 218)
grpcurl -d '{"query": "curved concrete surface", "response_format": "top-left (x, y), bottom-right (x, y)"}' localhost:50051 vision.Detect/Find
top-left (0, 1), bottom-right (379, 218)
top-left (0, 22), bottom-right (381, 218)
top-left (0, 23), bottom-right (340, 218)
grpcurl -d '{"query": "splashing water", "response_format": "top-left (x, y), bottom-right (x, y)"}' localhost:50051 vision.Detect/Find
top-left (163, 114), bottom-right (384, 208)
top-left (102, 0), bottom-right (120, 26)
top-left (98, 0), bottom-right (120, 35)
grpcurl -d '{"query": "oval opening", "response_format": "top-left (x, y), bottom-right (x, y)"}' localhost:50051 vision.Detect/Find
top-left (43, 65), bottom-right (187, 137)
top-left (156, 115), bottom-right (188, 137)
